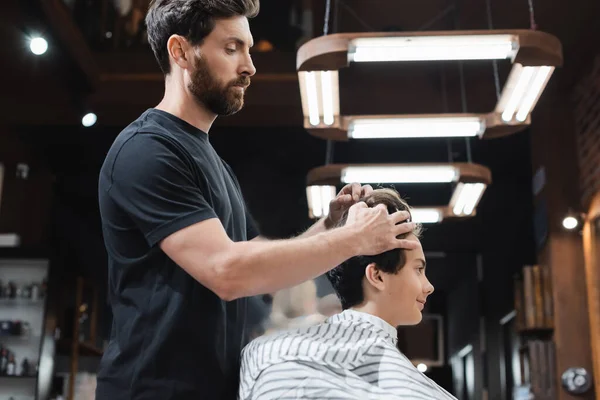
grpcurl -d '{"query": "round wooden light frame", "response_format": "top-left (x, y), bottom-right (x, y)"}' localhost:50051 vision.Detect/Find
top-left (306, 162), bottom-right (492, 221)
top-left (296, 30), bottom-right (563, 141)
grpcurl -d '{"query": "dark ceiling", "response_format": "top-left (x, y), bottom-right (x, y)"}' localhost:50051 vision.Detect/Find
top-left (1, 0), bottom-right (596, 297)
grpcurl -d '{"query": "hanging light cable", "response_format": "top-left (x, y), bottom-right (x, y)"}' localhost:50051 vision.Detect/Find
top-left (485, 0), bottom-right (502, 100)
top-left (454, 8), bottom-right (473, 163)
top-left (323, 0), bottom-right (335, 165)
top-left (527, 0), bottom-right (537, 30)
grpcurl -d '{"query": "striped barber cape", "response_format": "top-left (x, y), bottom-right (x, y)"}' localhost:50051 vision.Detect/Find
top-left (238, 309), bottom-right (457, 400)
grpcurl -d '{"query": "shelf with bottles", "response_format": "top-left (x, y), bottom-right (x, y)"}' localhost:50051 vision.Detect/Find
top-left (0, 259), bottom-right (50, 400)
top-left (1, 319), bottom-right (41, 341)
top-left (0, 390), bottom-right (36, 400)
top-left (0, 344), bottom-right (38, 378)
top-left (0, 280), bottom-right (47, 306)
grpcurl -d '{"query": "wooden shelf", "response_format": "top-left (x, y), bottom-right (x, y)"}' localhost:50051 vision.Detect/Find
top-left (517, 326), bottom-right (553, 332)
top-left (0, 334), bottom-right (41, 344)
top-left (0, 298), bottom-right (44, 307)
top-left (0, 374), bottom-right (37, 380)
top-left (517, 327), bottom-right (554, 344)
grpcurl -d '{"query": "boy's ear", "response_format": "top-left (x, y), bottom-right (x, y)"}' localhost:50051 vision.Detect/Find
top-left (364, 263), bottom-right (385, 291)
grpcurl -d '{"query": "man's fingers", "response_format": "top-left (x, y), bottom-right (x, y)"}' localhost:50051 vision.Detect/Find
top-left (350, 201), bottom-right (368, 210)
top-left (394, 221), bottom-right (416, 236)
top-left (338, 182), bottom-right (373, 203)
top-left (338, 183), bottom-right (354, 195)
top-left (395, 238), bottom-right (421, 250)
top-left (361, 184), bottom-right (374, 197)
top-left (390, 210), bottom-right (411, 224)
top-left (351, 182), bottom-right (362, 201)
top-left (334, 194), bottom-right (352, 203)
top-left (374, 203), bottom-right (388, 213)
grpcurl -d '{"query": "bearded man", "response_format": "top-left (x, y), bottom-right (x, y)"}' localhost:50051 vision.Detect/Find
top-left (96, 1), bottom-right (419, 399)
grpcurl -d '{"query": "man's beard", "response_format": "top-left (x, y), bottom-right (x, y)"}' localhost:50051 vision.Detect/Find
top-left (188, 55), bottom-right (250, 116)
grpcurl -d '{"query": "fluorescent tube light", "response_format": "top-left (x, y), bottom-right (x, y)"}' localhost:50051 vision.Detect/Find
top-left (348, 116), bottom-right (485, 139)
top-left (341, 166), bottom-right (459, 184)
top-left (321, 71), bottom-right (335, 126)
top-left (515, 66), bottom-right (554, 122)
top-left (411, 208), bottom-right (443, 224)
top-left (304, 72), bottom-right (320, 126)
top-left (349, 35), bottom-right (518, 62)
top-left (306, 185), bottom-right (337, 218)
top-left (0, 233), bottom-right (20, 248)
top-left (450, 183), bottom-right (486, 216)
top-left (497, 64), bottom-right (554, 122)
top-left (299, 71), bottom-right (340, 127)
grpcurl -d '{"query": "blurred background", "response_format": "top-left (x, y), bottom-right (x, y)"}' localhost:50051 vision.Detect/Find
top-left (0, 0), bottom-right (599, 399)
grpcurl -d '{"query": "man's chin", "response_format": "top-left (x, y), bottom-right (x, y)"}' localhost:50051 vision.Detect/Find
top-left (219, 100), bottom-right (244, 116)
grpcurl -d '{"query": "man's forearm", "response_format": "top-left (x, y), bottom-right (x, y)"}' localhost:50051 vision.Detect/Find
top-left (220, 225), bottom-right (357, 300)
top-left (296, 217), bottom-right (335, 239)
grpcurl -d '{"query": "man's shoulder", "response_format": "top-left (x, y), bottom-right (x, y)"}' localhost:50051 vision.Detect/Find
top-left (115, 111), bottom-right (181, 147)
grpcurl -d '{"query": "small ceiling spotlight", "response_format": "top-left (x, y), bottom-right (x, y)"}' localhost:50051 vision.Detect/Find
top-left (30, 37), bottom-right (48, 55)
top-left (82, 112), bottom-right (97, 127)
top-left (562, 210), bottom-right (585, 231)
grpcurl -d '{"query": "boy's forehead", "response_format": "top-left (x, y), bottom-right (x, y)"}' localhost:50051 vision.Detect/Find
top-left (404, 235), bottom-right (424, 258)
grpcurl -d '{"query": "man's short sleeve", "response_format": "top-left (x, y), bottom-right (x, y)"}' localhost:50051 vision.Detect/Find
top-left (245, 210), bottom-right (260, 240)
top-left (105, 133), bottom-right (217, 247)
top-left (221, 161), bottom-right (260, 241)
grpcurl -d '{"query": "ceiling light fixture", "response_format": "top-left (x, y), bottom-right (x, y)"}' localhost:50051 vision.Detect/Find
top-left (297, 30), bottom-right (562, 140)
top-left (341, 165), bottom-right (459, 184)
top-left (496, 64), bottom-right (554, 123)
top-left (349, 34), bottom-right (518, 63)
top-left (82, 112), bottom-right (97, 127)
top-left (306, 163), bottom-right (491, 222)
top-left (348, 115), bottom-right (485, 139)
top-left (411, 208), bottom-right (444, 224)
top-left (299, 70), bottom-right (339, 127)
top-left (306, 185), bottom-right (337, 219)
top-left (449, 183), bottom-right (486, 216)
top-left (30, 37), bottom-right (48, 55)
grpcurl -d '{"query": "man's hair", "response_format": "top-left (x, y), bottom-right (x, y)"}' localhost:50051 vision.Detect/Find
top-left (326, 188), bottom-right (422, 310)
top-left (146, 0), bottom-right (260, 74)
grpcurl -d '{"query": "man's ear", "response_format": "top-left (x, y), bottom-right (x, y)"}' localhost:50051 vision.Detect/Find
top-left (364, 263), bottom-right (385, 292)
top-left (167, 34), bottom-right (193, 71)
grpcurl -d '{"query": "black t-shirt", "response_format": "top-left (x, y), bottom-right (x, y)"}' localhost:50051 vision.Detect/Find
top-left (96, 109), bottom-right (263, 400)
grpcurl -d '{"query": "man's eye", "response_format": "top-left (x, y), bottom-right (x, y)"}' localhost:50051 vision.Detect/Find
top-left (226, 48), bottom-right (236, 54)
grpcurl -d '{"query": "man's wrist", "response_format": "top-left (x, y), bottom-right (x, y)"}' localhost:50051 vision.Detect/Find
top-left (324, 223), bottom-right (361, 259)
top-left (323, 215), bottom-right (336, 230)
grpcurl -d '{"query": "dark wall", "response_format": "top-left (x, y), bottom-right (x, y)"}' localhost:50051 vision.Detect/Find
top-left (444, 128), bottom-right (537, 399)
top-left (0, 129), bottom-right (54, 248)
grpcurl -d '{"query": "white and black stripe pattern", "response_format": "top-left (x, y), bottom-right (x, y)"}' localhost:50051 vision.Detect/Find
top-left (238, 309), bottom-right (456, 400)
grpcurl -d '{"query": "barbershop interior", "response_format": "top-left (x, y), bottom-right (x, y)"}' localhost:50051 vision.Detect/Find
top-left (1, 0), bottom-right (600, 399)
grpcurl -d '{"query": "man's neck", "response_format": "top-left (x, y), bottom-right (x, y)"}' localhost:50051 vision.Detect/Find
top-left (156, 80), bottom-right (217, 134)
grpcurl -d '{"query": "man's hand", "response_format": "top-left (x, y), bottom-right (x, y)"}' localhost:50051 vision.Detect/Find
top-left (345, 202), bottom-right (419, 255)
top-left (325, 182), bottom-right (374, 228)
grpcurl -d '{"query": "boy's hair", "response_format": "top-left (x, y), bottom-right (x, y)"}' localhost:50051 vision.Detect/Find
top-left (326, 188), bottom-right (422, 309)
